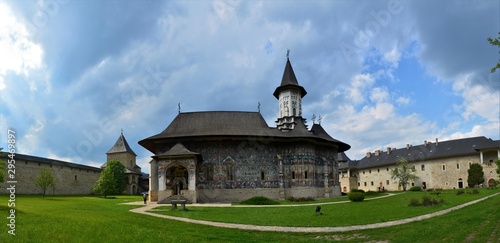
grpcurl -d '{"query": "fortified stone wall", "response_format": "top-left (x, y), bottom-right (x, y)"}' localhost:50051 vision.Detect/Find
top-left (0, 154), bottom-right (101, 195)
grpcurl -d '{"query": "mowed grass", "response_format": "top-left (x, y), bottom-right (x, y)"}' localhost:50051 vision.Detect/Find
top-left (0, 189), bottom-right (497, 243)
top-left (150, 189), bottom-right (499, 227)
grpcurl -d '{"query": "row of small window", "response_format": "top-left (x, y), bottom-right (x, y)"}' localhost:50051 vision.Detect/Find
top-left (358, 180), bottom-right (390, 187)
top-left (360, 168), bottom-right (390, 175)
top-left (357, 163), bottom-right (473, 175)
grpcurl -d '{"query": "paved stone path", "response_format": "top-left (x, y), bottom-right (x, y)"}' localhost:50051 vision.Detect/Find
top-left (127, 192), bottom-right (499, 233)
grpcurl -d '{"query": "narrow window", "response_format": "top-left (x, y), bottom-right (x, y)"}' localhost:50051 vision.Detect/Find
top-left (304, 171), bottom-right (308, 179)
top-left (369, 169), bottom-right (371, 174)
top-left (456, 164), bottom-right (460, 169)
top-left (386, 180), bottom-right (389, 185)
top-left (377, 169), bottom-right (380, 173)
top-left (386, 167), bottom-right (389, 171)
top-left (261, 171), bottom-right (265, 180)
top-left (75, 175), bottom-right (77, 181)
top-left (292, 171), bottom-right (295, 179)
top-left (442, 165), bottom-right (446, 171)
top-left (370, 181), bottom-right (374, 186)
top-left (364, 182), bottom-right (367, 186)
top-left (421, 164), bottom-right (425, 171)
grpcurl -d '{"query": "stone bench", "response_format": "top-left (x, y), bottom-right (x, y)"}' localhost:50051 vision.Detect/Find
top-left (171, 200), bottom-right (187, 210)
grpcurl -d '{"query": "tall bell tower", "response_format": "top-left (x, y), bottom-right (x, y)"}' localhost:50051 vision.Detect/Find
top-left (274, 53), bottom-right (307, 131)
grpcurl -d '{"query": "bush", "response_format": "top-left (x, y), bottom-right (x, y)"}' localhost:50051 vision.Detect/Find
top-left (409, 186), bottom-right (422, 191)
top-left (239, 196), bottom-right (279, 205)
top-left (467, 188), bottom-right (479, 194)
top-left (288, 196), bottom-right (315, 202)
top-left (408, 198), bottom-right (420, 206)
top-left (456, 189), bottom-right (465, 195)
top-left (348, 192), bottom-right (365, 202)
top-left (351, 189), bottom-right (365, 193)
top-left (409, 196), bottom-right (444, 207)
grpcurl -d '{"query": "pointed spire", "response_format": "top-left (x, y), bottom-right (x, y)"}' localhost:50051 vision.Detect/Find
top-left (273, 53), bottom-right (307, 99)
top-left (107, 132), bottom-right (137, 156)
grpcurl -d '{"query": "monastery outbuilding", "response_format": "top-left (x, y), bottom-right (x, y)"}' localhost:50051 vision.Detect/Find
top-left (339, 137), bottom-right (500, 192)
top-left (139, 57), bottom-right (351, 203)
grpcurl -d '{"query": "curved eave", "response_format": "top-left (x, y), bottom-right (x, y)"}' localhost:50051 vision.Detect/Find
top-left (273, 85), bottom-right (307, 99)
top-left (139, 133), bottom-right (350, 154)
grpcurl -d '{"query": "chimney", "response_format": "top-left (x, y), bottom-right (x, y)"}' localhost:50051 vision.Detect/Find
top-left (435, 138), bottom-right (438, 146)
top-left (387, 147), bottom-right (391, 155)
top-left (366, 152), bottom-right (371, 158)
top-left (424, 140), bottom-right (427, 147)
top-left (406, 144), bottom-right (410, 150)
top-left (375, 150), bottom-right (381, 156)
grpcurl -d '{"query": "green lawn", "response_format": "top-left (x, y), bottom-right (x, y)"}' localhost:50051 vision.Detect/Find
top-left (150, 189), bottom-right (499, 227)
top-left (0, 189), bottom-right (498, 242)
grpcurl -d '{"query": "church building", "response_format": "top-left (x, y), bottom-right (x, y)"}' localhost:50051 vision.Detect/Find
top-left (139, 57), bottom-right (351, 203)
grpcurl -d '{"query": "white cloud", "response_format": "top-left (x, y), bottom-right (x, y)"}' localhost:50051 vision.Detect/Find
top-left (344, 73), bottom-right (375, 104)
top-left (396, 96), bottom-right (410, 105)
top-left (383, 46), bottom-right (401, 68)
top-left (454, 73), bottom-right (500, 123)
top-left (369, 87), bottom-right (389, 103)
top-left (0, 2), bottom-right (45, 93)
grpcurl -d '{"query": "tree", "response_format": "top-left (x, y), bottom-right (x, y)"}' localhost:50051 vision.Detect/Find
top-left (93, 159), bottom-right (125, 197)
top-left (467, 163), bottom-right (484, 188)
top-left (35, 168), bottom-right (56, 198)
top-left (487, 32), bottom-right (500, 73)
top-left (93, 167), bottom-right (116, 198)
top-left (496, 159), bottom-right (500, 180)
top-left (390, 158), bottom-right (419, 191)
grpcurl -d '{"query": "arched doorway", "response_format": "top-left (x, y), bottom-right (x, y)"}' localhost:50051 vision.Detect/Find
top-left (487, 178), bottom-right (495, 187)
top-left (458, 178), bottom-right (464, 189)
top-left (166, 164), bottom-right (188, 195)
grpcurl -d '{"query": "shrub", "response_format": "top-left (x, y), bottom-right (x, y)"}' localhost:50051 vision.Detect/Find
top-left (430, 191), bottom-right (441, 197)
top-left (467, 188), bottom-right (479, 194)
top-left (348, 192), bottom-right (365, 202)
top-left (456, 189), bottom-right (465, 195)
top-left (288, 196), bottom-right (315, 202)
top-left (408, 198), bottom-right (420, 206)
top-left (421, 196), bottom-right (441, 206)
top-left (239, 196), bottom-right (279, 205)
top-left (409, 186), bottom-right (422, 191)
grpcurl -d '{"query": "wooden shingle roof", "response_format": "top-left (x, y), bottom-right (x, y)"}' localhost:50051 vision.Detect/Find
top-left (138, 111), bottom-right (350, 153)
top-left (107, 133), bottom-right (137, 156)
top-left (273, 58), bottom-right (307, 98)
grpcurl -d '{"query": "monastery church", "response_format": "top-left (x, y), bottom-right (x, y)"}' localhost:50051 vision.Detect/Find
top-left (139, 57), bottom-right (351, 203)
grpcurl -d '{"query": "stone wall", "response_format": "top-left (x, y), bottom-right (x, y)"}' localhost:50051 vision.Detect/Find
top-left (1, 153), bottom-right (101, 195)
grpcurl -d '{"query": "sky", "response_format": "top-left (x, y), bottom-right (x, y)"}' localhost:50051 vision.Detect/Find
top-left (0, 0), bottom-right (499, 173)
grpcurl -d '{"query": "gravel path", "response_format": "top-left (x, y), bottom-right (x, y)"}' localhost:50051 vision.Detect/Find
top-left (128, 192), bottom-right (499, 233)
